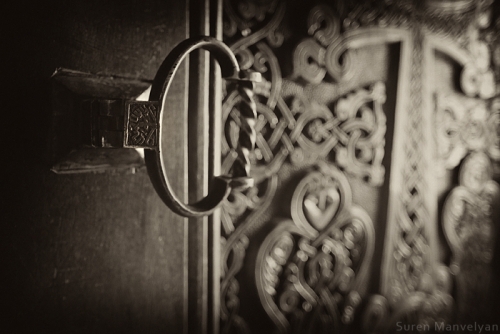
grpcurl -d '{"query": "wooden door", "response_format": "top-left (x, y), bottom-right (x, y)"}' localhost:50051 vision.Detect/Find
top-left (5, 1), bottom-right (500, 333)
top-left (218, 1), bottom-right (500, 333)
top-left (3, 0), bottom-right (222, 333)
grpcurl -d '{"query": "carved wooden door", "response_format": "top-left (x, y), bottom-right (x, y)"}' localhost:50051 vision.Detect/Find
top-left (218, 1), bottom-right (500, 333)
top-left (6, 0), bottom-right (500, 333)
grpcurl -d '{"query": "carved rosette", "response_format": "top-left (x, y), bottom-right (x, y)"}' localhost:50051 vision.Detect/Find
top-left (256, 163), bottom-right (375, 334)
top-left (436, 95), bottom-right (483, 168)
top-left (435, 94), bottom-right (500, 172)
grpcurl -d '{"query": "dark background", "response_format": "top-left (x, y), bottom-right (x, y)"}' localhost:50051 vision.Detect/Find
top-left (3, 1), bottom-right (190, 333)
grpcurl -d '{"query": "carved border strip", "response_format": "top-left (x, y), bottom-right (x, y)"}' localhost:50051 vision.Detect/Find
top-left (379, 27), bottom-right (427, 304)
top-left (372, 2), bottom-right (498, 331)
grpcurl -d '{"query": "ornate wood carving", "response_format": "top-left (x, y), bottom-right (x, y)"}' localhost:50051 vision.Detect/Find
top-left (364, 265), bottom-right (454, 334)
top-left (431, 1), bottom-right (500, 325)
top-left (382, 25), bottom-right (431, 306)
top-left (220, 4), bottom-right (285, 332)
top-left (435, 94), bottom-right (500, 171)
top-left (220, 2), bottom-right (393, 331)
top-left (443, 153), bottom-right (499, 322)
top-left (220, 0), bottom-right (500, 333)
top-left (431, 3), bottom-right (500, 324)
top-left (379, 1), bottom-right (500, 332)
top-left (256, 163), bottom-right (374, 333)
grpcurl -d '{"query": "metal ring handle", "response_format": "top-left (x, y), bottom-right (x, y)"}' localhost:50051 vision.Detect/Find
top-left (145, 36), bottom-right (258, 217)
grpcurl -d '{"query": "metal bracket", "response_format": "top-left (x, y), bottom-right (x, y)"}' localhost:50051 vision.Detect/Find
top-left (82, 99), bottom-right (160, 149)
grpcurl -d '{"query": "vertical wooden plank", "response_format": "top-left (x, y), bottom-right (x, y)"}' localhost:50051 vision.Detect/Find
top-left (208, 1), bottom-right (223, 333)
top-left (187, 1), bottom-right (210, 334)
top-left (186, 0), bottom-right (223, 333)
top-left (164, 1), bottom-right (191, 333)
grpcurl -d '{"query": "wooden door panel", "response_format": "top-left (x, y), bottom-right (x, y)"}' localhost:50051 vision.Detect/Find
top-left (5, 1), bottom-right (500, 333)
top-left (219, 1), bottom-right (500, 333)
top-left (5, 1), bottom-right (190, 333)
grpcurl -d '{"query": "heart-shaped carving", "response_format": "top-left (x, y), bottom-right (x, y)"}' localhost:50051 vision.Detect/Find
top-left (303, 187), bottom-right (340, 231)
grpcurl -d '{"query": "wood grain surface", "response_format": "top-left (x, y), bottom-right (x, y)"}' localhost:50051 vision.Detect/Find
top-left (3, 1), bottom-right (191, 333)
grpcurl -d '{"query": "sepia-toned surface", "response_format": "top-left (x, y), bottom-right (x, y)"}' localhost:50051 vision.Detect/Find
top-left (219, 0), bottom-right (500, 333)
top-left (4, 0), bottom-right (190, 333)
top-left (3, 1), bottom-right (500, 333)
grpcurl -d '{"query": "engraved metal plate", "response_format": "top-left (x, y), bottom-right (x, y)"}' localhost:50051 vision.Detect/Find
top-left (124, 101), bottom-right (160, 149)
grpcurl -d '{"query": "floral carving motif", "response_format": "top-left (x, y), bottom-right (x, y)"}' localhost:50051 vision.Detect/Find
top-left (256, 163), bottom-right (375, 334)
